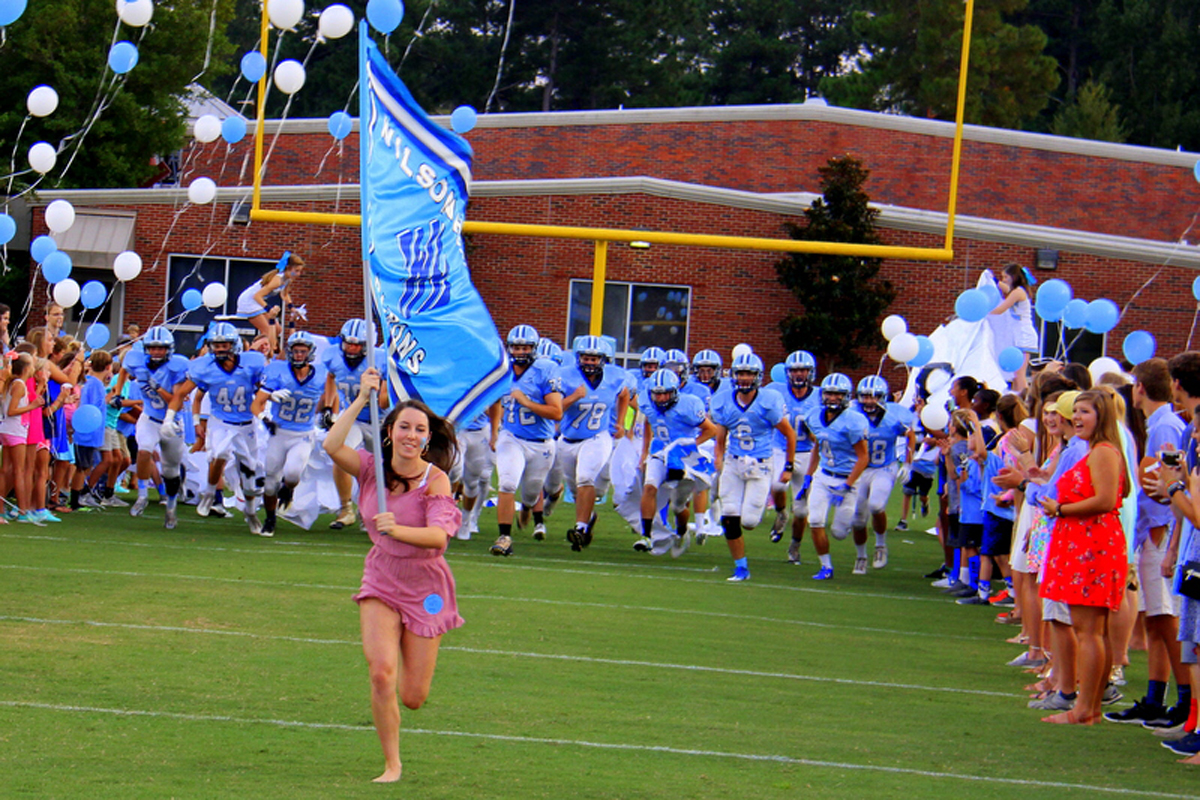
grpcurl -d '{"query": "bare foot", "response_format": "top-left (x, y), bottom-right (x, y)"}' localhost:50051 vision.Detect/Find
top-left (1179, 753), bottom-right (1200, 765)
top-left (1041, 712), bottom-right (1093, 725)
top-left (1026, 679), bottom-right (1052, 693)
top-left (373, 764), bottom-right (402, 783)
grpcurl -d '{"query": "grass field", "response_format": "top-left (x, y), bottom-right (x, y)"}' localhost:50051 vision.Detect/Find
top-left (1, 492), bottom-right (1196, 799)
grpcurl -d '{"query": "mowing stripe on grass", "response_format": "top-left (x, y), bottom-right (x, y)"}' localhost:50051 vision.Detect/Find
top-left (0, 616), bottom-right (1015, 698)
top-left (0, 699), bottom-right (1187, 799)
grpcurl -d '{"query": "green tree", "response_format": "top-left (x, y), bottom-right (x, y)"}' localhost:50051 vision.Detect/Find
top-left (0, 0), bottom-right (237, 190)
top-left (1049, 79), bottom-right (1128, 142)
top-left (776, 156), bottom-right (896, 371)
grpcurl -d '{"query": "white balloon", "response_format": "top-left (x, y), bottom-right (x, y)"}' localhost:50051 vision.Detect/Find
top-left (27, 85), bottom-right (59, 117)
top-left (318, 4), bottom-right (354, 38)
top-left (921, 402), bottom-right (950, 432)
top-left (273, 60), bottom-right (307, 95)
top-left (202, 282), bottom-right (228, 308)
top-left (268, 0), bottom-right (305, 30)
top-left (187, 177), bottom-right (217, 205)
top-left (881, 314), bottom-right (907, 342)
top-left (193, 114), bottom-right (221, 143)
top-left (113, 250), bottom-right (143, 281)
top-left (1088, 357), bottom-right (1124, 385)
top-left (887, 332), bottom-right (919, 363)
top-left (731, 343), bottom-right (753, 361)
top-left (28, 141), bottom-right (56, 174)
top-left (924, 368), bottom-right (952, 395)
top-left (116, 0), bottom-right (154, 27)
top-left (44, 199), bottom-right (76, 233)
top-left (53, 278), bottom-right (81, 308)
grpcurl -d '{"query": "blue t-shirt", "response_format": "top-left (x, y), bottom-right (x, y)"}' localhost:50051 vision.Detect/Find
top-left (856, 401), bottom-right (914, 469)
top-left (981, 449), bottom-right (1015, 521)
top-left (712, 388), bottom-right (786, 460)
top-left (557, 363), bottom-right (626, 441)
top-left (117, 382), bottom-right (139, 437)
top-left (122, 351), bottom-right (191, 423)
top-left (640, 392), bottom-right (707, 469)
top-left (261, 360), bottom-right (327, 432)
top-left (804, 406), bottom-right (869, 476)
top-left (501, 358), bottom-right (562, 441)
top-left (769, 383), bottom-right (820, 454)
top-left (1137, 404), bottom-right (1188, 547)
top-left (959, 459), bottom-right (984, 525)
top-left (322, 346), bottom-right (390, 424)
top-left (74, 375), bottom-right (107, 448)
top-left (188, 352), bottom-right (267, 425)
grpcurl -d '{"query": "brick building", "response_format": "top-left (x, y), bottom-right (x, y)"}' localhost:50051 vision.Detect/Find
top-left (21, 100), bottom-right (1200, 382)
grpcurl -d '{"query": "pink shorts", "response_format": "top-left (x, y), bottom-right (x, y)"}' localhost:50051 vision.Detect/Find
top-left (0, 433), bottom-right (27, 447)
top-left (354, 546), bottom-right (464, 638)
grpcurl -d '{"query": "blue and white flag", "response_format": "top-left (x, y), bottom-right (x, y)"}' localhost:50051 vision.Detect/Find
top-left (359, 25), bottom-right (510, 423)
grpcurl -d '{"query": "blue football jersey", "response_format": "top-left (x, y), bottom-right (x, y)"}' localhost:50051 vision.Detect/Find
top-left (501, 358), bottom-right (562, 440)
top-left (121, 350), bottom-right (190, 422)
top-left (262, 360), bottom-right (327, 432)
top-left (558, 363), bottom-right (626, 441)
top-left (854, 401), bottom-right (914, 468)
top-left (680, 379), bottom-right (712, 409)
top-left (711, 388), bottom-right (786, 460)
top-left (769, 383), bottom-right (820, 454)
top-left (804, 406), bottom-right (869, 475)
top-left (188, 352), bottom-right (267, 424)
top-left (640, 392), bottom-right (707, 469)
top-left (322, 346), bottom-right (390, 424)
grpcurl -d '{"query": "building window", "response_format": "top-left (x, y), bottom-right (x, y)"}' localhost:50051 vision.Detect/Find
top-left (1038, 318), bottom-right (1104, 366)
top-left (166, 254), bottom-right (278, 354)
top-left (567, 279), bottom-right (690, 365)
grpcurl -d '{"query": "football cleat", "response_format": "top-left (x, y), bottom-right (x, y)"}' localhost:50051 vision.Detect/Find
top-left (811, 566), bottom-right (834, 581)
top-left (727, 565), bottom-right (751, 582)
top-left (853, 557), bottom-right (868, 575)
top-left (873, 545), bottom-right (888, 569)
top-left (532, 522), bottom-right (546, 541)
top-left (196, 493), bottom-right (215, 518)
top-left (632, 536), bottom-right (652, 552)
top-left (130, 497), bottom-right (149, 517)
top-left (490, 534), bottom-right (513, 557)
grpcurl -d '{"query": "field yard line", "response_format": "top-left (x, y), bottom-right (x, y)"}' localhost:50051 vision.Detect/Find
top-left (0, 615), bottom-right (1011, 697)
top-left (0, 563), bottom-right (356, 592)
top-left (0, 699), bottom-right (1189, 799)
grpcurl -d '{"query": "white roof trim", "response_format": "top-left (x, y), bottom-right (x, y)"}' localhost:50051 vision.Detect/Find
top-left (50, 209), bottom-right (137, 269)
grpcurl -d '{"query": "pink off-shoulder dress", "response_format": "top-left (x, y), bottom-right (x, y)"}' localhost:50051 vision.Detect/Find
top-left (352, 451), bottom-right (465, 638)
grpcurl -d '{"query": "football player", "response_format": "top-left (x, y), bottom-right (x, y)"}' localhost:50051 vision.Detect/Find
top-left (769, 350), bottom-right (820, 564)
top-left (692, 349), bottom-right (724, 395)
top-left (850, 375), bottom-right (914, 572)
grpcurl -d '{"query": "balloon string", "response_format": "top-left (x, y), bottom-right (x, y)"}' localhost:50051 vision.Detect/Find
top-left (3, 114), bottom-right (30, 202)
top-left (1189, 305), bottom-right (1199, 351)
top-left (485, 0), bottom-right (516, 113)
top-left (188, 0), bottom-right (221, 85)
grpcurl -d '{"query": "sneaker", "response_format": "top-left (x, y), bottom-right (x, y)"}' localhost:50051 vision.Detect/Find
top-left (262, 513), bottom-right (277, 537)
top-left (490, 534), bottom-right (513, 557)
top-left (246, 510), bottom-right (266, 536)
top-left (101, 495), bottom-right (129, 508)
top-left (329, 504), bottom-right (357, 530)
top-left (950, 585), bottom-right (979, 598)
top-left (896, 520), bottom-right (909, 532)
top-left (1103, 699), bottom-right (1167, 724)
top-left (786, 540), bottom-right (802, 564)
top-left (922, 563), bottom-right (946, 579)
top-left (15, 512), bottom-right (45, 526)
top-left (873, 545), bottom-right (888, 569)
top-left (532, 522), bottom-right (546, 541)
top-left (939, 579), bottom-right (969, 593)
top-left (1028, 691), bottom-right (1075, 711)
top-left (566, 525), bottom-right (586, 552)
top-left (455, 517), bottom-right (472, 541)
top-left (1102, 684), bottom-right (1124, 706)
top-left (1152, 723), bottom-right (1189, 740)
top-left (991, 594), bottom-right (1016, 608)
top-left (632, 536), bottom-right (652, 552)
top-left (727, 565), bottom-right (751, 582)
top-left (956, 594), bottom-right (991, 605)
top-left (1110, 665), bottom-right (1127, 686)
top-left (669, 531), bottom-right (691, 558)
top-left (584, 512), bottom-right (597, 546)
top-left (1007, 652), bottom-right (1048, 669)
top-left (209, 503), bottom-right (229, 518)
top-left (1163, 732), bottom-right (1200, 756)
top-left (1143, 704), bottom-right (1191, 730)
top-left (811, 566), bottom-right (834, 581)
top-left (79, 494), bottom-right (103, 509)
top-left (130, 497), bottom-right (149, 517)
top-left (196, 492), bottom-right (215, 518)
top-left (164, 503), bottom-right (178, 530)
top-left (853, 557), bottom-right (868, 575)
top-left (988, 588), bottom-right (1012, 604)
top-left (35, 510), bottom-right (61, 523)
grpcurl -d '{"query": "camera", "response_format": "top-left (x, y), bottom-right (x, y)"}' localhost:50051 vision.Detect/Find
top-left (1161, 450), bottom-right (1183, 468)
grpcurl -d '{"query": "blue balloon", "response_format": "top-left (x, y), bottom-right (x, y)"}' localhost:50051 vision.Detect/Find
top-left (31, 234), bottom-right (57, 262)
top-left (240, 51), bottom-right (267, 83)
top-left (1122, 330), bottom-right (1156, 365)
top-left (108, 41), bottom-right (139, 74)
top-left (998, 346), bottom-right (1025, 373)
top-left (1035, 278), bottom-right (1072, 318)
top-left (41, 250), bottom-right (72, 283)
top-left (450, 105), bottom-right (477, 134)
top-left (770, 363), bottom-right (785, 384)
top-left (1035, 295), bottom-right (1062, 322)
top-left (1084, 298), bottom-right (1120, 334)
top-left (327, 111), bottom-right (353, 140)
top-left (72, 405), bottom-right (103, 435)
top-left (1195, 161), bottom-right (1200, 184)
top-left (221, 116), bottom-right (247, 144)
top-left (181, 288), bottom-right (203, 311)
top-left (1193, 275), bottom-right (1200, 302)
top-left (0, 0), bottom-right (27, 27)
top-left (954, 288), bottom-right (989, 323)
top-left (907, 335), bottom-right (934, 368)
top-left (80, 280), bottom-right (106, 309)
top-left (1061, 298), bottom-right (1089, 329)
top-left (366, 0), bottom-right (403, 33)
top-left (981, 283), bottom-right (1002, 311)
top-left (0, 213), bottom-right (14, 245)
top-left (85, 323), bottom-right (110, 349)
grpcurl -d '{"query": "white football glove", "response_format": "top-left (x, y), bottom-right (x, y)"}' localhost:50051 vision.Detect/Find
top-left (269, 388), bottom-right (293, 403)
top-left (159, 408), bottom-right (181, 438)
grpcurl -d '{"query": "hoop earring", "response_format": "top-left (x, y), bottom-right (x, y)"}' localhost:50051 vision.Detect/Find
top-left (383, 436), bottom-right (392, 449)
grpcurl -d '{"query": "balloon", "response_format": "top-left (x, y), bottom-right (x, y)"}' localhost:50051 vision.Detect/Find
top-left (193, 114), bottom-right (221, 143)
top-left (1122, 331), bottom-right (1156, 365)
top-left (909, 335), bottom-right (934, 368)
top-left (41, 251), bottom-right (72, 283)
top-left (366, 0), bottom-right (403, 33)
top-left (0, 0), bottom-right (26, 26)
top-left (1088, 357), bottom-right (1124, 385)
top-left (318, 3), bottom-right (354, 38)
top-left (240, 51), bottom-right (267, 83)
top-left (731, 343), bottom-right (753, 360)
top-left (80, 280), bottom-right (106, 309)
top-left (268, 0), bottom-right (304, 29)
top-left (1035, 278), bottom-right (1072, 319)
top-left (450, 105), bottom-right (477, 134)
top-left (27, 85), bottom-right (58, 117)
top-left (182, 288), bottom-right (203, 311)
top-left (770, 363), bottom-right (785, 384)
top-left (273, 60), bottom-right (306, 95)
top-left (28, 141), bottom-right (56, 174)
top-left (113, 250), bottom-right (142, 281)
top-left (921, 402), bottom-right (949, 432)
top-left (954, 288), bottom-right (990, 322)
top-left (85, 323), bottom-right (110, 349)
top-left (881, 314), bottom-right (907, 341)
top-left (1084, 298), bottom-right (1120, 334)
top-left (998, 346), bottom-right (1025, 373)
top-left (980, 283), bottom-right (1002, 311)
top-left (1061, 298), bottom-right (1089, 329)
top-left (108, 41), bottom-right (139, 74)
top-left (1193, 275), bottom-right (1200, 303)
top-left (1195, 161), bottom-right (1200, 184)
top-left (202, 282), bottom-right (228, 308)
top-left (327, 111), bottom-right (353, 140)
top-left (187, 177), bottom-right (217, 204)
top-left (44, 199), bottom-right (75, 233)
top-left (53, 278), bottom-right (80, 308)
top-left (31, 235), bottom-right (57, 262)
top-left (221, 115), bottom-right (247, 144)
top-left (887, 332), bottom-right (918, 363)
top-left (116, 0), bottom-right (153, 27)
top-left (72, 405), bottom-right (103, 435)
top-left (925, 368), bottom-right (951, 395)
top-left (0, 213), bottom-right (14, 245)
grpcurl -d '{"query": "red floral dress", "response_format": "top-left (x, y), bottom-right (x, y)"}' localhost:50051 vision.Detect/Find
top-left (1038, 443), bottom-right (1127, 611)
